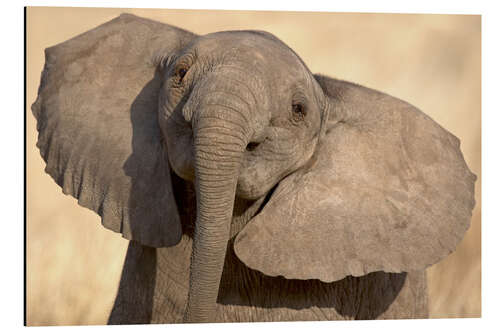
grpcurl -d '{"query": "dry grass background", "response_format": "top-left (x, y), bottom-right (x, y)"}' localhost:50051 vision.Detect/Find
top-left (26, 7), bottom-right (481, 325)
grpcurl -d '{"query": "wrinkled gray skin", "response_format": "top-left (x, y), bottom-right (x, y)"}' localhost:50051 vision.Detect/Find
top-left (32, 14), bottom-right (475, 324)
top-left (158, 31), bottom-right (328, 322)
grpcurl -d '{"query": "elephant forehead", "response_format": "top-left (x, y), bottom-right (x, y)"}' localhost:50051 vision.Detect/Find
top-left (197, 31), bottom-right (306, 73)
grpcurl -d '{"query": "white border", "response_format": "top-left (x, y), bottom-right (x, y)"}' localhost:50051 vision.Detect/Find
top-left (4, 0), bottom-right (497, 332)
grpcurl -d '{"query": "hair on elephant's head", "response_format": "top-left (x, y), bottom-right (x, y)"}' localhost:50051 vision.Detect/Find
top-left (32, 14), bottom-right (476, 323)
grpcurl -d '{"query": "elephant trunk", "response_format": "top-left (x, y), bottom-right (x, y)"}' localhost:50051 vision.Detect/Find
top-left (183, 102), bottom-right (251, 323)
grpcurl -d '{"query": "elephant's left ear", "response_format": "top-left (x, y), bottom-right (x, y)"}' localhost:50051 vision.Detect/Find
top-left (234, 75), bottom-right (476, 282)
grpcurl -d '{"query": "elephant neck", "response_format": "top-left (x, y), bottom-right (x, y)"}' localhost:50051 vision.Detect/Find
top-left (170, 170), bottom-right (268, 240)
top-left (229, 196), bottom-right (267, 239)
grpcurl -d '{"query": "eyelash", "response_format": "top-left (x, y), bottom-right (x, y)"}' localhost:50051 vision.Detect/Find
top-left (171, 53), bottom-right (195, 84)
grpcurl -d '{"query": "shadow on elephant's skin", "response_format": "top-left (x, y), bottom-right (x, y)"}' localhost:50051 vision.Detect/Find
top-left (218, 239), bottom-right (407, 320)
top-left (108, 244), bottom-right (157, 324)
top-left (108, 74), bottom-right (166, 324)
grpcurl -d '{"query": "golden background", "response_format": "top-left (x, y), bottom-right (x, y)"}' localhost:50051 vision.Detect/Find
top-left (26, 7), bottom-right (481, 325)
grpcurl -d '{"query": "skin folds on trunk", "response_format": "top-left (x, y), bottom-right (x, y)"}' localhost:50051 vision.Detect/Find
top-left (183, 105), bottom-right (249, 322)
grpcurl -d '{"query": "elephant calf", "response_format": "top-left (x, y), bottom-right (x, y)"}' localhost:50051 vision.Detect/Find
top-left (32, 14), bottom-right (476, 323)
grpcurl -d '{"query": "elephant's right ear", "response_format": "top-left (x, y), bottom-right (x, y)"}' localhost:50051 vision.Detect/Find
top-left (31, 14), bottom-right (197, 247)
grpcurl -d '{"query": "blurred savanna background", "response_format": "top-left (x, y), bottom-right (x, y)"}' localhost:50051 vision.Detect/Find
top-left (26, 7), bottom-right (481, 325)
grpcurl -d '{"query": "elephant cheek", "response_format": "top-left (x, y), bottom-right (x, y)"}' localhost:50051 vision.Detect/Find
top-left (236, 163), bottom-right (274, 200)
top-left (163, 123), bottom-right (195, 181)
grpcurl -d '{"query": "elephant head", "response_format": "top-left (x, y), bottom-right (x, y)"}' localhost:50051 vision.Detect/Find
top-left (32, 14), bottom-right (476, 323)
top-left (155, 29), bottom-right (331, 321)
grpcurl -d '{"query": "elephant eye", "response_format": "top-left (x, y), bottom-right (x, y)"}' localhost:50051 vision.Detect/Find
top-left (292, 103), bottom-right (306, 122)
top-left (175, 66), bottom-right (189, 82)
